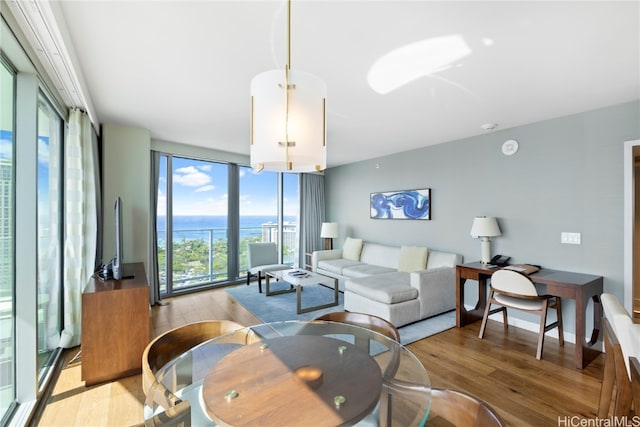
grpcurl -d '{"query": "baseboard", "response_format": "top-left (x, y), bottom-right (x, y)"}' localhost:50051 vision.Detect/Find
top-left (466, 304), bottom-right (576, 344)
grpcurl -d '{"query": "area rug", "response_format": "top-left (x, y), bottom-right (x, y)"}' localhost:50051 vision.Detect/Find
top-left (225, 282), bottom-right (456, 345)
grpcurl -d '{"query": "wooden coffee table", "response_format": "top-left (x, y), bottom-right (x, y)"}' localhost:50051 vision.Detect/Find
top-left (265, 268), bottom-right (339, 314)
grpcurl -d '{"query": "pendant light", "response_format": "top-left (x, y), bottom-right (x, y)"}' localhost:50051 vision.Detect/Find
top-left (250, 0), bottom-right (327, 173)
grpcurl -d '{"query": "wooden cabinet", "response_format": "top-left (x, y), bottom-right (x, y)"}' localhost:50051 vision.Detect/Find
top-left (81, 262), bottom-right (150, 386)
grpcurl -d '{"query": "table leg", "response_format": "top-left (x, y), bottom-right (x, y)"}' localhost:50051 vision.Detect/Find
top-left (574, 290), bottom-right (603, 369)
top-left (456, 272), bottom-right (488, 327)
top-left (265, 274), bottom-right (296, 297)
top-left (296, 279), bottom-right (340, 315)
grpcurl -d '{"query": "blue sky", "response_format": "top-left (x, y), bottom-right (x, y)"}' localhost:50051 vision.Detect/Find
top-left (158, 157), bottom-right (299, 216)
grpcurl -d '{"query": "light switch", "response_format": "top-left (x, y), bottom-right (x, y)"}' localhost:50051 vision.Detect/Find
top-left (561, 232), bottom-right (581, 245)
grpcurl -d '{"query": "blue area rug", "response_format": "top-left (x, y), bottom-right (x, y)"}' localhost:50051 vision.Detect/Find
top-left (226, 282), bottom-right (456, 345)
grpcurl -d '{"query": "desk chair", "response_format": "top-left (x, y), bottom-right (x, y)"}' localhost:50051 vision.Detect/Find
top-left (246, 242), bottom-right (290, 293)
top-left (478, 269), bottom-right (563, 360)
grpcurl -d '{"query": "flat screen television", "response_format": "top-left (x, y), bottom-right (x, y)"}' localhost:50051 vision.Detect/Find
top-left (100, 196), bottom-right (134, 280)
top-left (113, 196), bottom-right (123, 279)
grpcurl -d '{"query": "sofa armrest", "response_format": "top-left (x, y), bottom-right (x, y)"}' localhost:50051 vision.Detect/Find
top-left (311, 249), bottom-right (343, 272)
top-left (410, 266), bottom-right (456, 316)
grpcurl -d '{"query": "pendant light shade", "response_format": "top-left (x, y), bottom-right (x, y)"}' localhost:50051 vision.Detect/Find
top-left (251, 69), bottom-right (326, 172)
top-left (250, 0), bottom-right (327, 173)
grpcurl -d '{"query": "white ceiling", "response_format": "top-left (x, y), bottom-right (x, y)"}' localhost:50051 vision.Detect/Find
top-left (53, 1), bottom-right (639, 168)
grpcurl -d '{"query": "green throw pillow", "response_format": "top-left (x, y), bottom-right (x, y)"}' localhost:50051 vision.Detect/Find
top-left (342, 237), bottom-right (363, 261)
top-left (398, 246), bottom-right (429, 272)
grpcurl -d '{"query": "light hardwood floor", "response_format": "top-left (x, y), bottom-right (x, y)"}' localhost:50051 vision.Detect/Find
top-left (36, 284), bottom-right (605, 426)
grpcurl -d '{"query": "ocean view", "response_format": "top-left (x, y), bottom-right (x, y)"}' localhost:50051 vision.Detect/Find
top-left (157, 215), bottom-right (297, 242)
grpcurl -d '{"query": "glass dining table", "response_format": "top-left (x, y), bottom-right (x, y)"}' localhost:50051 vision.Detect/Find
top-left (144, 320), bottom-right (431, 426)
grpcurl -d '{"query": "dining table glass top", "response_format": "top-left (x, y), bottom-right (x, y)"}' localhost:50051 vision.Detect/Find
top-left (144, 320), bottom-right (431, 426)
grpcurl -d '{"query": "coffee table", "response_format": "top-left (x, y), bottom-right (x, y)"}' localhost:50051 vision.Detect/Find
top-left (265, 268), bottom-right (339, 314)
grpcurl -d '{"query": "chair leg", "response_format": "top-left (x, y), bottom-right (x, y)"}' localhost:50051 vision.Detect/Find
top-left (502, 307), bottom-right (508, 330)
top-left (258, 271), bottom-right (263, 294)
top-left (478, 290), bottom-right (494, 339)
top-left (555, 297), bottom-right (564, 346)
top-left (246, 271), bottom-right (251, 286)
top-left (536, 300), bottom-right (549, 360)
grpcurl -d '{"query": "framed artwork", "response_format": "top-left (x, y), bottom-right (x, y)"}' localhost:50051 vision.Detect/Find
top-left (370, 188), bottom-right (431, 220)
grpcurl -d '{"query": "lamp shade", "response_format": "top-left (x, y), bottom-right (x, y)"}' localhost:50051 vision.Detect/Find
top-left (320, 222), bottom-right (339, 238)
top-left (470, 216), bottom-right (501, 238)
top-left (250, 69), bottom-right (327, 173)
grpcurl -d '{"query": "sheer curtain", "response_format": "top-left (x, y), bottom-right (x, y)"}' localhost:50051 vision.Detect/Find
top-left (299, 173), bottom-right (325, 265)
top-left (60, 109), bottom-right (98, 348)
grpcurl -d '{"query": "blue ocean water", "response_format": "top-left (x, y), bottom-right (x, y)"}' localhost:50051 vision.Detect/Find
top-left (157, 215), bottom-right (295, 242)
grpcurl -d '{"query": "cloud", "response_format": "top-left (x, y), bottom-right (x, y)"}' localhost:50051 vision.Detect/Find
top-left (195, 185), bottom-right (215, 193)
top-left (38, 138), bottom-right (50, 164)
top-left (0, 140), bottom-right (13, 160)
top-left (174, 166), bottom-right (211, 187)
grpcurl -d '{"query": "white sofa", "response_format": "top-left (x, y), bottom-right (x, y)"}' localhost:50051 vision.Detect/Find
top-left (312, 238), bottom-right (462, 327)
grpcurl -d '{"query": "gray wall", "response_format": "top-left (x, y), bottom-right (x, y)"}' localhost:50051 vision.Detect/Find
top-left (102, 123), bottom-right (151, 271)
top-left (324, 100), bottom-right (640, 335)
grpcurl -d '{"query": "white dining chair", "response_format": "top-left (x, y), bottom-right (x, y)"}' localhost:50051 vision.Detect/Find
top-left (246, 242), bottom-right (290, 293)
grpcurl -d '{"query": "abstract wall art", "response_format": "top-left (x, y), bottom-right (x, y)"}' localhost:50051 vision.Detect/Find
top-left (370, 188), bottom-right (431, 220)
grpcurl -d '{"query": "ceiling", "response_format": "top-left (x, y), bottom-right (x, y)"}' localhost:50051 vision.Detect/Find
top-left (48, 1), bottom-right (640, 167)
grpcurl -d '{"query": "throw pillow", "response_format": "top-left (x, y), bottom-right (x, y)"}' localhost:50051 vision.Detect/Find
top-left (398, 246), bottom-right (429, 272)
top-left (342, 237), bottom-right (363, 261)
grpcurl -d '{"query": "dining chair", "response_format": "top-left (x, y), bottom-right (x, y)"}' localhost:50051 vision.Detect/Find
top-left (246, 242), bottom-right (290, 293)
top-left (597, 293), bottom-right (636, 418)
top-left (631, 356), bottom-right (640, 418)
top-left (142, 388), bottom-right (192, 427)
top-left (142, 319), bottom-right (244, 396)
top-left (314, 311), bottom-right (401, 342)
top-left (429, 387), bottom-right (503, 426)
top-left (314, 311), bottom-right (406, 426)
top-left (478, 269), bottom-right (564, 360)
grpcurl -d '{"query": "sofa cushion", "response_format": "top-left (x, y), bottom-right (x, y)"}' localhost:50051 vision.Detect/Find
top-left (398, 246), bottom-right (428, 272)
top-left (317, 258), bottom-right (363, 275)
top-left (346, 272), bottom-right (417, 304)
top-left (343, 237), bottom-right (364, 261)
top-left (342, 264), bottom-right (396, 278)
top-left (426, 250), bottom-right (461, 269)
top-left (359, 243), bottom-right (400, 269)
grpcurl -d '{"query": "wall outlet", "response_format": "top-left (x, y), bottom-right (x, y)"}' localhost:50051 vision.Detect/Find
top-left (561, 232), bottom-right (581, 245)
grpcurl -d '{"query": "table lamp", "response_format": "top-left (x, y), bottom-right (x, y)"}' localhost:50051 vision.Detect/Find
top-left (470, 216), bottom-right (501, 264)
top-left (320, 222), bottom-right (338, 250)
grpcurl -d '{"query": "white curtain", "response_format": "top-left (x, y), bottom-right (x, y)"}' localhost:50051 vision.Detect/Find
top-left (60, 109), bottom-right (98, 348)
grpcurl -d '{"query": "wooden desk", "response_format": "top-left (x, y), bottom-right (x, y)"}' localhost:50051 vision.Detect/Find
top-left (81, 262), bottom-right (150, 385)
top-left (456, 262), bottom-right (603, 369)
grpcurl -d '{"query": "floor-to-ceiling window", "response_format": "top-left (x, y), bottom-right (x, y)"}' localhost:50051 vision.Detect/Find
top-left (157, 155), bottom-right (300, 297)
top-left (36, 93), bottom-right (62, 384)
top-left (0, 56), bottom-right (16, 424)
top-left (238, 166), bottom-right (278, 273)
top-left (158, 155), bottom-right (230, 294)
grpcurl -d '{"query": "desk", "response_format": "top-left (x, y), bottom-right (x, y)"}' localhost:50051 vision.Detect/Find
top-left (144, 321), bottom-right (431, 426)
top-left (456, 262), bottom-right (603, 369)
